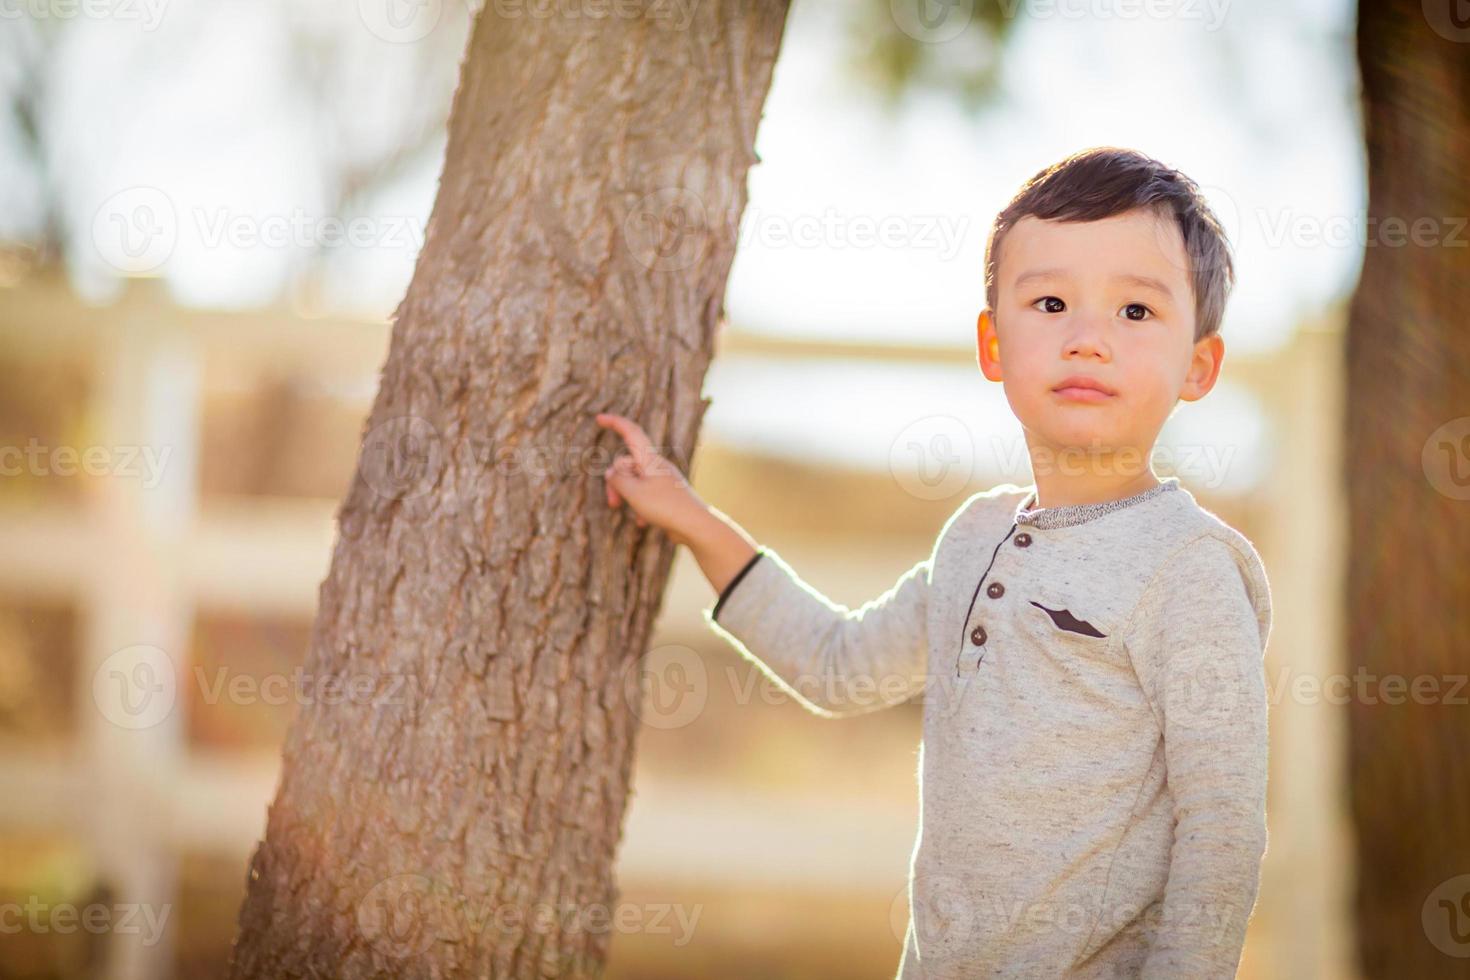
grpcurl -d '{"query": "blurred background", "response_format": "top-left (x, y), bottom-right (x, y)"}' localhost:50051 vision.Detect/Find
top-left (0, 0), bottom-right (1370, 977)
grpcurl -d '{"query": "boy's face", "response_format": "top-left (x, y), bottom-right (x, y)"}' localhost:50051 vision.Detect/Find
top-left (977, 207), bottom-right (1224, 471)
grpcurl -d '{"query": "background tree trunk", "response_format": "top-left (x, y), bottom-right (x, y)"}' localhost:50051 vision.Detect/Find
top-left (228, 4), bottom-right (790, 976)
top-left (1346, 1), bottom-right (1470, 975)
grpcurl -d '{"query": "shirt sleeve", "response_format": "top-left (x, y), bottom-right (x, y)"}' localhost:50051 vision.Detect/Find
top-left (1122, 533), bottom-right (1273, 980)
top-left (702, 544), bottom-right (933, 719)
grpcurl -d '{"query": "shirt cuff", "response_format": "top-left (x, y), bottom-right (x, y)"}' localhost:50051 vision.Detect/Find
top-left (711, 547), bottom-right (765, 624)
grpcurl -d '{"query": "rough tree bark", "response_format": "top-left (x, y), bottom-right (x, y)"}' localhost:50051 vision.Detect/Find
top-left (1346, 1), bottom-right (1470, 976)
top-left (228, 3), bottom-right (790, 976)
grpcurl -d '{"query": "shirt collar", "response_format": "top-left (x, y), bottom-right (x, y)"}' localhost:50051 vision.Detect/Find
top-left (1013, 476), bottom-right (1182, 530)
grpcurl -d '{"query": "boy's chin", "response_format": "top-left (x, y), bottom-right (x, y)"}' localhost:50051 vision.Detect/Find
top-left (1026, 428), bottom-right (1145, 461)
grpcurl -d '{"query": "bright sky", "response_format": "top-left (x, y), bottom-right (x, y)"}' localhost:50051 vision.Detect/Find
top-left (728, 0), bottom-right (1361, 355)
top-left (6, 0), bottom-right (1361, 489)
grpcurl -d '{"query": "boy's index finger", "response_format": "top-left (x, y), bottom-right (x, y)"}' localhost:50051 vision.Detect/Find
top-left (596, 412), bottom-right (656, 466)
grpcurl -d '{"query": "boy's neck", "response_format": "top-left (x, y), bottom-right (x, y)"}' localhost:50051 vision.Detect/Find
top-left (1026, 465), bottom-right (1162, 511)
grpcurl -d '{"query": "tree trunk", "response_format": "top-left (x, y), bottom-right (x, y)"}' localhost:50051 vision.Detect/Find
top-left (228, 4), bottom-right (790, 976)
top-left (1346, 2), bottom-right (1470, 976)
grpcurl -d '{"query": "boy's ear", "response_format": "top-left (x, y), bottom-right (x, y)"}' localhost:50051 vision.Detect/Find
top-left (1178, 333), bottom-right (1225, 403)
top-left (977, 309), bottom-right (1003, 382)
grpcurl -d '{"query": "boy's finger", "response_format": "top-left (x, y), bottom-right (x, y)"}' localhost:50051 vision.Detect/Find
top-left (595, 412), bottom-right (656, 471)
top-left (612, 454), bottom-right (640, 481)
top-left (608, 470), bottom-right (626, 511)
top-left (601, 463), bottom-right (616, 503)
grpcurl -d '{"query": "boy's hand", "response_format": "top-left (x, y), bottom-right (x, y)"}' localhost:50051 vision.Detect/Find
top-left (596, 411), bottom-right (760, 595)
top-left (595, 412), bottom-right (706, 546)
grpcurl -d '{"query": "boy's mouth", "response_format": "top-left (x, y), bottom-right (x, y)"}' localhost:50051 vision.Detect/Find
top-left (1052, 375), bottom-right (1118, 402)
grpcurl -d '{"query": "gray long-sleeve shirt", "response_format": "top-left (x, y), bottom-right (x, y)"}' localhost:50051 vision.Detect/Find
top-left (703, 477), bottom-right (1272, 978)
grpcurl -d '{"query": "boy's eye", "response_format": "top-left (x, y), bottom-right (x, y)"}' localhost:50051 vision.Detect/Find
top-left (1032, 296), bottom-right (1065, 314)
top-left (1121, 303), bottom-right (1152, 321)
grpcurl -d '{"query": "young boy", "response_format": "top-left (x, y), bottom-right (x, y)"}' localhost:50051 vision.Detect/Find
top-left (594, 146), bottom-right (1271, 979)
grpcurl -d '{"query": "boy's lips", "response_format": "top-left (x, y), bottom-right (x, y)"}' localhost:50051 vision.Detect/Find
top-left (1051, 375), bottom-right (1117, 402)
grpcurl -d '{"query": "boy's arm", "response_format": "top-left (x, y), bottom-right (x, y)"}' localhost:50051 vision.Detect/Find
top-left (682, 503), bottom-right (762, 609)
top-left (593, 411), bottom-right (932, 720)
top-left (1122, 534), bottom-right (1273, 980)
top-left (689, 507), bottom-right (932, 720)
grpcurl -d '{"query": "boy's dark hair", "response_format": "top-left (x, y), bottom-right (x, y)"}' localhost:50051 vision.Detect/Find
top-left (984, 147), bottom-right (1235, 343)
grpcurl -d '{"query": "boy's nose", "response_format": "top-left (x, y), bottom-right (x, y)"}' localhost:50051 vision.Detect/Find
top-left (1062, 309), bottom-right (1113, 351)
top-left (1064, 330), bottom-right (1110, 359)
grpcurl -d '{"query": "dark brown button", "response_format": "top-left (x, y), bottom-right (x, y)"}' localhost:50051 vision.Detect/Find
top-left (987, 582), bottom-right (1005, 599)
top-left (1014, 532), bottom-right (1032, 548)
top-left (970, 625), bottom-right (987, 646)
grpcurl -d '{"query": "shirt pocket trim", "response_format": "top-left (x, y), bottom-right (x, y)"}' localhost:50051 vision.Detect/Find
top-left (1028, 598), bottom-right (1109, 639)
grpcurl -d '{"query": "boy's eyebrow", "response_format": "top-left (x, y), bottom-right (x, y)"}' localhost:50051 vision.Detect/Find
top-left (1012, 267), bottom-right (1068, 290)
top-left (1114, 273), bottom-right (1177, 303)
top-left (1012, 268), bottom-right (1177, 303)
